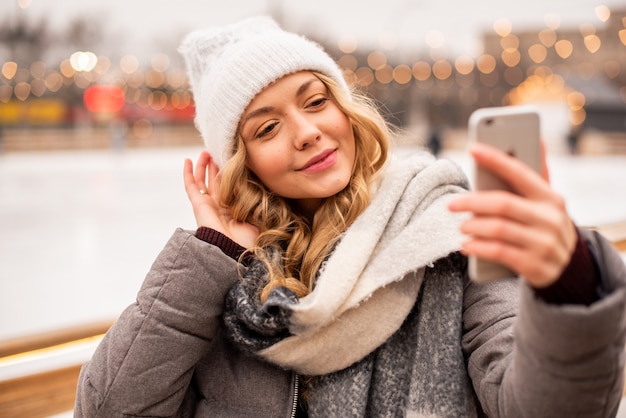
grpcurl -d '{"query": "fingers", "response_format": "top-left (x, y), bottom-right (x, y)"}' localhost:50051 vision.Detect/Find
top-left (449, 141), bottom-right (577, 285)
top-left (207, 155), bottom-right (220, 195)
top-left (461, 234), bottom-right (569, 284)
top-left (540, 139), bottom-right (550, 183)
top-left (193, 150), bottom-right (210, 192)
top-left (460, 217), bottom-right (574, 286)
top-left (470, 142), bottom-right (551, 201)
top-left (183, 150), bottom-right (220, 197)
top-left (459, 202), bottom-right (570, 252)
top-left (183, 152), bottom-right (221, 230)
top-left (449, 189), bottom-right (576, 285)
top-left (183, 158), bottom-right (197, 196)
top-left (449, 190), bottom-right (567, 230)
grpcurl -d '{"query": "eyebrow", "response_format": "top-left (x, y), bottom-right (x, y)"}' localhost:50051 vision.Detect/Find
top-left (240, 78), bottom-right (319, 127)
top-left (295, 78), bottom-right (316, 97)
top-left (241, 106), bottom-right (273, 127)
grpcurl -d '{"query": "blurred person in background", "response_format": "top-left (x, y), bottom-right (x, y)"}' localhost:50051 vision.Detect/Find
top-left (74, 16), bottom-right (626, 417)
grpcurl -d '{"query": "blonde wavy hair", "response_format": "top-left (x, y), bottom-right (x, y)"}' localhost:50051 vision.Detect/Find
top-left (219, 72), bottom-right (392, 301)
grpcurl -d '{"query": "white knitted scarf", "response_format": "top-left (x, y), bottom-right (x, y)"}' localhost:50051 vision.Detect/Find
top-left (255, 150), bottom-right (469, 375)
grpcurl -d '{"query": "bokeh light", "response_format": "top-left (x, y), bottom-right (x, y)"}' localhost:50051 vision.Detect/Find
top-left (454, 55), bottom-right (474, 75)
top-left (476, 54), bottom-right (496, 74)
top-left (595, 5), bottom-right (611, 22)
top-left (501, 48), bottom-right (521, 67)
top-left (425, 30), bottom-right (445, 49)
top-left (544, 13), bottom-right (561, 30)
top-left (70, 51), bottom-right (98, 72)
top-left (554, 39), bottom-right (574, 59)
top-left (528, 44), bottom-right (547, 64)
top-left (393, 64), bottom-right (412, 84)
top-left (375, 65), bottom-right (394, 84)
top-left (432, 60), bottom-right (452, 80)
top-left (2, 62), bottom-right (18, 79)
top-left (338, 35), bottom-right (358, 54)
top-left (120, 55), bottom-right (140, 74)
top-left (412, 61), bottom-right (432, 81)
top-left (493, 18), bottom-right (512, 37)
top-left (367, 51), bottom-right (387, 70)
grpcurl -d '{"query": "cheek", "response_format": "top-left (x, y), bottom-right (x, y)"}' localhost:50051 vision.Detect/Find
top-left (336, 114), bottom-right (354, 142)
top-left (246, 148), bottom-right (288, 185)
top-left (338, 118), bottom-right (356, 158)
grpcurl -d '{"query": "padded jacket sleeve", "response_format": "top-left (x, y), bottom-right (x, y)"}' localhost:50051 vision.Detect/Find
top-left (74, 228), bottom-right (241, 417)
top-left (463, 228), bottom-right (626, 417)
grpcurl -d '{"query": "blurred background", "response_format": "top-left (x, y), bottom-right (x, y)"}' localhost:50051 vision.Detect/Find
top-left (1, 0), bottom-right (625, 416)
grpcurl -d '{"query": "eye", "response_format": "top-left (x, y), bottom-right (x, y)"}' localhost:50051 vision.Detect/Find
top-left (307, 96), bottom-right (328, 109)
top-left (255, 121), bottom-right (278, 139)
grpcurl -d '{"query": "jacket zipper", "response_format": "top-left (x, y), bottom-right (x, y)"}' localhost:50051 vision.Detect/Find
top-left (290, 374), bottom-right (300, 418)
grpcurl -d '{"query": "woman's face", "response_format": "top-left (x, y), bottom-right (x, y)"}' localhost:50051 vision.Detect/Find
top-left (239, 71), bottom-right (356, 214)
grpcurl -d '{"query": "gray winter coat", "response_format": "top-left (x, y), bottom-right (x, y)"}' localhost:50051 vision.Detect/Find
top-left (74, 226), bottom-right (626, 417)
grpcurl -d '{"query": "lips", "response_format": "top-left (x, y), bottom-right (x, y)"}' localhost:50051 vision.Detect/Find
top-left (298, 149), bottom-right (337, 172)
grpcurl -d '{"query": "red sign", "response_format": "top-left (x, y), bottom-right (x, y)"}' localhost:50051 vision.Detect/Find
top-left (83, 85), bottom-right (125, 113)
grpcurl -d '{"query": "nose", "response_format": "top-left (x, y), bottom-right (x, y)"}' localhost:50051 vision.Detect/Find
top-left (291, 113), bottom-right (321, 150)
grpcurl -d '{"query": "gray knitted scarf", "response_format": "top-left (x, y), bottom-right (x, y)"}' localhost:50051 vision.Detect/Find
top-left (224, 151), bottom-right (477, 417)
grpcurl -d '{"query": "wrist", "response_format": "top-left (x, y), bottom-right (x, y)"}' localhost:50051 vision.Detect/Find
top-left (533, 228), bottom-right (601, 305)
top-left (196, 226), bottom-right (246, 262)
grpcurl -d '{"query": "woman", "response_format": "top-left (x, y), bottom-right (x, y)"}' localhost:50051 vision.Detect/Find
top-left (74, 16), bottom-right (626, 417)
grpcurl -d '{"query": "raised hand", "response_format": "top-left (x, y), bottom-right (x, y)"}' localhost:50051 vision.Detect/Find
top-left (448, 142), bottom-right (577, 288)
top-left (183, 150), bottom-right (259, 249)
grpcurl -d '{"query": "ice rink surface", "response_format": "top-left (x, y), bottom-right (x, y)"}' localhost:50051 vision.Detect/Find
top-left (1, 145), bottom-right (626, 340)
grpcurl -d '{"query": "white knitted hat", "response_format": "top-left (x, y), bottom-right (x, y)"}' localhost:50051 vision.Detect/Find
top-left (179, 16), bottom-right (350, 166)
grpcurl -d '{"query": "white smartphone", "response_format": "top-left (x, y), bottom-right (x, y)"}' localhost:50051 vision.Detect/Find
top-left (467, 105), bottom-right (542, 283)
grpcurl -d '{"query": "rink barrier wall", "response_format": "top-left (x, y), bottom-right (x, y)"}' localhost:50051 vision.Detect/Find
top-left (0, 320), bottom-right (113, 418)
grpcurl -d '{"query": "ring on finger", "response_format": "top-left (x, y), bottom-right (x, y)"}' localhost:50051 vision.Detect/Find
top-left (199, 189), bottom-right (208, 195)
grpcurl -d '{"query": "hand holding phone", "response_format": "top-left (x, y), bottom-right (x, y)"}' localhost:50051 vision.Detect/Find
top-left (467, 105), bottom-right (542, 282)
